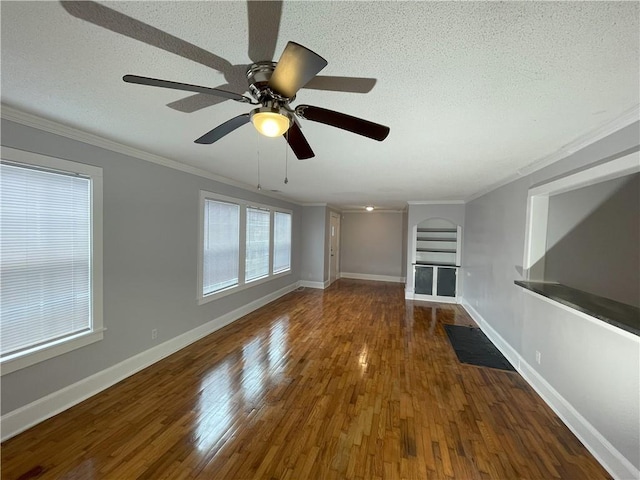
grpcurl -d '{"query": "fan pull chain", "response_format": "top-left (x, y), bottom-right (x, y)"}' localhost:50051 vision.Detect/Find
top-left (256, 133), bottom-right (261, 190)
top-left (284, 130), bottom-right (289, 185)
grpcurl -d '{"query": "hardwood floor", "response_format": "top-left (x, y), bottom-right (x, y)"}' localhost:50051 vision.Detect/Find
top-left (1, 280), bottom-right (610, 479)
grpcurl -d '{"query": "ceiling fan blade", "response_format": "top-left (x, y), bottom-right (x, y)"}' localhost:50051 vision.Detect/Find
top-left (247, 1), bottom-right (282, 62)
top-left (268, 42), bottom-right (328, 98)
top-left (123, 75), bottom-right (252, 103)
top-left (296, 105), bottom-right (390, 141)
top-left (303, 76), bottom-right (377, 94)
top-left (285, 122), bottom-right (314, 160)
top-left (195, 114), bottom-right (251, 144)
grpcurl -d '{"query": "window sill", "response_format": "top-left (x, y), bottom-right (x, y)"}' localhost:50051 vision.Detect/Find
top-left (514, 281), bottom-right (639, 337)
top-left (198, 270), bottom-right (292, 305)
top-left (0, 329), bottom-right (105, 376)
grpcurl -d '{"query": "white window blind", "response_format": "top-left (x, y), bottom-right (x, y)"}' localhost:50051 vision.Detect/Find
top-left (245, 207), bottom-right (270, 282)
top-left (198, 191), bottom-right (292, 305)
top-left (1, 162), bottom-right (92, 358)
top-left (203, 199), bottom-right (240, 295)
top-left (273, 212), bottom-right (292, 273)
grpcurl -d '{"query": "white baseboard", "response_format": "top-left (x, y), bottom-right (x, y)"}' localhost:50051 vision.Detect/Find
top-left (340, 272), bottom-right (406, 283)
top-left (299, 280), bottom-right (326, 289)
top-left (1, 281), bottom-right (300, 442)
top-left (460, 300), bottom-right (520, 368)
top-left (460, 297), bottom-right (639, 480)
top-left (405, 291), bottom-right (458, 304)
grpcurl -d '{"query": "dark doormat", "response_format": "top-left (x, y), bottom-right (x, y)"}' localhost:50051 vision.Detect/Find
top-left (443, 324), bottom-right (516, 371)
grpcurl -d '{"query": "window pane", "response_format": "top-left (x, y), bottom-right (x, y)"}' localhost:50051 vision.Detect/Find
top-left (273, 212), bottom-right (291, 273)
top-left (203, 199), bottom-right (239, 295)
top-left (245, 208), bottom-right (270, 282)
top-left (1, 163), bottom-right (91, 357)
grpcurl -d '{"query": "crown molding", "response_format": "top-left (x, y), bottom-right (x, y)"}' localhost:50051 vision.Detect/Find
top-left (301, 202), bottom-right (328, 207)
top-left (341, 209), bottom-right (405, 213)
top-left (406, 200), bottom-right (465, 205)
top-left (0, 104), bottom-right (302, 206)
top-left (465, 104), bottom-right (640, 203)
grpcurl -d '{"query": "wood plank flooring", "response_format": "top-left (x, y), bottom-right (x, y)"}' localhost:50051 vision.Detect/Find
top-left (1, 280), bottom-right (611, 479)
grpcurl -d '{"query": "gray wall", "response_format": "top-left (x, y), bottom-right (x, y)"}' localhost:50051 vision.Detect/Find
top-left (340, 211), bottom-right (405, 278)
top-left (462, 121), bottom-right (640, 474)
top-left (300, 205), bottom-right (326, 283)
top-left (0, 119), bottom-right (302, 415)
top-left (545, 173), bottom-right (639, 306)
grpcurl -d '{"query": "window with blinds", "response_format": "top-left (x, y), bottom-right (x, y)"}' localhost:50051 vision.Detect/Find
top-left (199, 191), bottom-right (292, 304)
top-left (203, 199), bottom-right (240, 295)
top-left (245, 208), bottom-right (270, 282)
top-left (0, 149), bottom-right (103, 374)
top-left (273, 212), bottom-right (292, 274)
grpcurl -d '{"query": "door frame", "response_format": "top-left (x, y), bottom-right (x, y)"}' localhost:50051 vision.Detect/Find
top-left (329, 212), bottom-right (340, 285)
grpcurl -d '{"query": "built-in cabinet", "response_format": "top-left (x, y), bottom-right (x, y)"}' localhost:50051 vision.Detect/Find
top-left (413, 219), bottom-right (462, 302)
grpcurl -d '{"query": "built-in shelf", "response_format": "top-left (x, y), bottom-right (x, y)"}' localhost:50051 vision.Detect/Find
top-left (417, 228), bottom-right (457, 233)
top-left (415, 226), bottom-right (461, 267)
top-left (416, 248), bottom-right (457, 253)
top-left (416, 237), bottom-right (457, 242)
top-left (413, 221), bottom-right (462, 300)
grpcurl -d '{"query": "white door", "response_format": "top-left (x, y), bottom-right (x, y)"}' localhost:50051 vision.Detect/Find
top-left (329, 213), bottom-right (340, 285)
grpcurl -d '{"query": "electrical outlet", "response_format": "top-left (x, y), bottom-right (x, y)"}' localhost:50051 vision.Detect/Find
top-left (535, 350), bottom-right (541, 364)
top-left (152, 329), bottom-right (158, 340)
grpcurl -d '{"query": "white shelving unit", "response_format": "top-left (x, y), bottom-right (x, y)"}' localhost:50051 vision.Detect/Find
top-left (415, 227), bottom-right (460, 267)
top-left (412, 220), bottom-right (462, 302)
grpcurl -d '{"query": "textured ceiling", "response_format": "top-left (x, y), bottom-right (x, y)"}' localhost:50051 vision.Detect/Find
top-left (2, 1), bottom-right (638, 209)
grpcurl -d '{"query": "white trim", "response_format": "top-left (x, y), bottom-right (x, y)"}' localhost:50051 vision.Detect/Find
top-left (0, 147), bottom-right (104, 375)
top-left (407, 200), bottom-right (466, 205)
top-left (460, 300), bottom-right (521, 368)
top-left (340, 272), bottom-right (406, 283)
top-left (0, 281), bottom-right (300, 442)
top-left (341, 209), bottom-right (406, 213)
top-left (408, 293), bottom-right (458, 304)
top-left (301, 202), bottom-right (327, 207)
top-left (465, 104), bottom-right (640, 203)
top-left (460, 297), bottom-right (640, 480)
top-left (529, 150), bottom-right (640, 197)
top-left (1, 330), bottom-right (105, 376)
top-left (298, 280), bottom-right (326, 289)
top-left (0, 105), bottom-right (299, 205)
top-left (522, 195), bottom-right (549, 279)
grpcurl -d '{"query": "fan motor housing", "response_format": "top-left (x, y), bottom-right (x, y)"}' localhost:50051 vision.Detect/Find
top-left (247, 61), bottom-right (293, 103)
top-left (247, 62), bottom-right (276, 98)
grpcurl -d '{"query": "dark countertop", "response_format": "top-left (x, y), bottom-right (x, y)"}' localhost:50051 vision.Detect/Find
top-left (514, 281), bottom-right (640, 337)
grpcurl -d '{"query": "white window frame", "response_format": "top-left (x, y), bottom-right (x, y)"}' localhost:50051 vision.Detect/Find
top-left (198, 190), bottom-right (292, 305)
top-left (0, 146), bottom-right (104, 375)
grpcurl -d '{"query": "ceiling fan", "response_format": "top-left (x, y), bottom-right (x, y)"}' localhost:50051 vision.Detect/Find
top-left (123, 41), bottom-right (390, 160)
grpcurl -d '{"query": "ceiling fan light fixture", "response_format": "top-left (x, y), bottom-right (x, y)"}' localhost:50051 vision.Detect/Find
top-left (250, 107), bottom-right (291, 137)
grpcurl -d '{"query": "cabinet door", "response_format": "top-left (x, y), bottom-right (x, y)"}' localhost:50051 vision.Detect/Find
top-left (414, 266), bottom-right (433, 294)
top-left (436, 267), bottom-right (456, 297)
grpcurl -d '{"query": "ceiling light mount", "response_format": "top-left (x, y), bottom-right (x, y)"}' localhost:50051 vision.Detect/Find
top-left (365, 206), bottom-right (374, 212)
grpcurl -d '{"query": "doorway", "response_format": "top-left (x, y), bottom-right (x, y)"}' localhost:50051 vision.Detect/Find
top-left (329, 213), bottom-right (340, 285)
